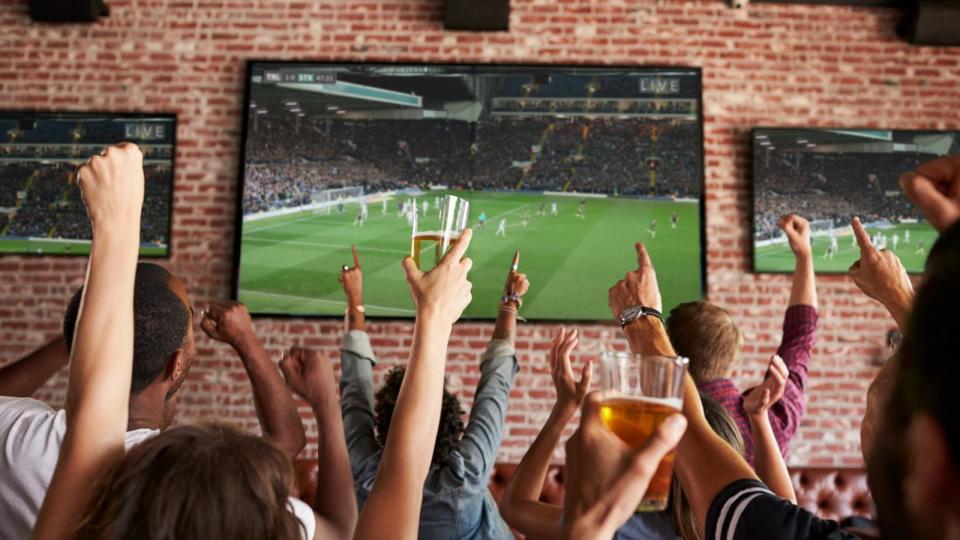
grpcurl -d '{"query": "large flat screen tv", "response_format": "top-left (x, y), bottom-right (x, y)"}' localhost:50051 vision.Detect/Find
top-left (752, 128), bottom-right (958, 274)
top-left (0, 111), bottom-right (175, 257)
top-left (234, 62), bottom-right (705, 320)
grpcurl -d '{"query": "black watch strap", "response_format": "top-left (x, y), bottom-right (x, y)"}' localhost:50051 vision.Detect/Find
top-left (619, 305), bottom-right (663, 328)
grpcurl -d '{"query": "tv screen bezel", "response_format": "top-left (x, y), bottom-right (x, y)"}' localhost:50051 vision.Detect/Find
top-left (232, 60), bottom-right (707, 322)
top-left (749, 126), bottom-right (948, 275)
top-left (0, 109), bottom-right (177, 259)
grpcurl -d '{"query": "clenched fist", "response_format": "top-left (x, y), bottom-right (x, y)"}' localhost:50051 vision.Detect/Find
top-left (778, 214), bottom-right (812, 259)
top-left (279, 347), bottom-right (335, 405)
top-left (200, 301), bottom-right (257, 350)
top-left (76, 143), bottom-right (144, 230)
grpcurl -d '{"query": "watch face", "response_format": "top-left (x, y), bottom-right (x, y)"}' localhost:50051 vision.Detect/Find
top-left (622, 307), bottom-right (643, 321)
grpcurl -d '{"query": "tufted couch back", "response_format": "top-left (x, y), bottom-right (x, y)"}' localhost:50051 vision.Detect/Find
top-left (294, 461), bottom-right (875, 523)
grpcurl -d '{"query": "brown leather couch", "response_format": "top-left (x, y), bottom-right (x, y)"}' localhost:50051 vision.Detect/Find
top-left (295, 461), bottom-right (875, 523)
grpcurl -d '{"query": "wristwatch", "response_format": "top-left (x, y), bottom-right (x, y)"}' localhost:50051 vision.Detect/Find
top-left (619, 305), bottom-right (662, 328)
top-left (501, 292), bottom-right (523, 308)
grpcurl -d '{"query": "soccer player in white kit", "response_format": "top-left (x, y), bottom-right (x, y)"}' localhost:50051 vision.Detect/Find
top-left (422, 200), bottom-right (429, 216)
top-left (382, 198), bottom-right (388, 214)
top-left (893, 233), bottom-right (899, 250)
top-left (826, 234), bottom-right (838, 259)
top-left (905, 229), bottom-right (910, 243)
top-left (496, 218), bottom-right (507, 237)
top-left (550, 202), bottom-right (558, 216)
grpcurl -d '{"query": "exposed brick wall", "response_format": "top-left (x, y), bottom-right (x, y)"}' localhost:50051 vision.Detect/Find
top-left (1, 0), bottom-right (958, 467)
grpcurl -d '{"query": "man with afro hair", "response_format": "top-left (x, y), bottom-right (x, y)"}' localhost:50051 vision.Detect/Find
top-left (338, 248), bottom-right (528, 540)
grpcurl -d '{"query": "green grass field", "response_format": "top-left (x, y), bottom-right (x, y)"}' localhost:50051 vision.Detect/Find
top-left (754, 222), bottom-right (937, 274)
top-left (0, 238), bottom-right (166, 256)
top-left (237, 191), bottom-right (703, 320)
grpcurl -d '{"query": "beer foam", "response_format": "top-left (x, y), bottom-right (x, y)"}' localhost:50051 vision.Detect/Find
top-left (607, 395), bottom-right (682, 411)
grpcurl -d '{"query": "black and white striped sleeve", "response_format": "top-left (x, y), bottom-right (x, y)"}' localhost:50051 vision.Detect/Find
top-left (705, 479), bottom-right (861, 540)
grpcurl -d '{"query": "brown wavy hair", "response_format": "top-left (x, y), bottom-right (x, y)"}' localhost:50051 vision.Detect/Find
top-left (374, 366), bottom-right (465, 465)
top-left (75, 423), bottom-right (305, 540)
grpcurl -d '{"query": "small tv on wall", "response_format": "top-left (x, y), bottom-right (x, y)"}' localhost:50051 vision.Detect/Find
top-left (234, 62), bottom-right (705, 320)
top-left (0, 111), bottom-right (176, 257)
top-left (752, 127), bottom-right (958, 274)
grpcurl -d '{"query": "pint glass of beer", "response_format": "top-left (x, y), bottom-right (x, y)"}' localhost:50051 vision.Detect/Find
top-left (598, 351), bottom-right (688, 512)
top-left (410, 194), bottom-right (469, 270)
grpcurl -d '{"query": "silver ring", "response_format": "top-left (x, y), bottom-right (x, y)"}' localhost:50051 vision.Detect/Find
top-left (342, 265), bottom-right (349, 271)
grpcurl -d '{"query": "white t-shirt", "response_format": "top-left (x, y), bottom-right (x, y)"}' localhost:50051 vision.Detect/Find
top-left (0, 397), bottom-right (315, 540)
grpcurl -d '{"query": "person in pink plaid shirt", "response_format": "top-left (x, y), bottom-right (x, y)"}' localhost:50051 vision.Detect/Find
top-left (667, 214), bottom-right (818, 466)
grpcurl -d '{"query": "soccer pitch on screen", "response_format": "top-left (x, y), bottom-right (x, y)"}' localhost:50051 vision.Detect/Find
top-left (0, 238), bottom-right (166, 257)
top-left (754, 222), bottom-right (937, 274)
top-left (236, 191), bottom-right (702, 320)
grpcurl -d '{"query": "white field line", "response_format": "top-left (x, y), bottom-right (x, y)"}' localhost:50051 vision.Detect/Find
top-left (238, 289), bottom-right (416, 314)
top-left (242, 236), bottom-right (411, 255)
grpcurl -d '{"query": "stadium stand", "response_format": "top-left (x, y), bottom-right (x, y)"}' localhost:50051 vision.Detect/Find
top-left (754, 152), bottom-right (930, 240)
top-left (242, 116), bottom-right (702, 214)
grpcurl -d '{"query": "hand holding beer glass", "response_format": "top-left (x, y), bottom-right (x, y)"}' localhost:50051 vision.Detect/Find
top-left (411, 194), bottom-right (470, 270)
top-left (598, 351), bottom-right (688, 512)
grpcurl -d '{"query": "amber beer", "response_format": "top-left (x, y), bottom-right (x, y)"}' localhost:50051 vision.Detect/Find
top-left (600, 395), bottom-right (682, 512)
top-left (411, 231), bottom-right (459, 270)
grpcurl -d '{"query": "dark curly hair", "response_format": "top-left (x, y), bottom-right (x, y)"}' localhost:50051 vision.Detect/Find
top-left (374, 367), bottom-right (465, 465)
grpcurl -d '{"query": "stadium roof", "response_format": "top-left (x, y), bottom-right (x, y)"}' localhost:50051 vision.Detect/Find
top-left (754, 128), bottom-right (959, 155)
top-left (250, 72), bottom-right (476, 119)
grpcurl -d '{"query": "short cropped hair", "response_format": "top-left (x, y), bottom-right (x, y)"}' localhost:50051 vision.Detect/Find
top-left (666, 301), bottom-right (743, 384)
top-left (374, 367), bottom-right (465, 465)
top-left (63, 262), bottom-right (189, 394)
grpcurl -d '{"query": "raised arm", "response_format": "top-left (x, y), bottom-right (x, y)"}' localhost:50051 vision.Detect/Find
top-left (778, 214), bottom-right (817, 309)
top-left (499, 328), bottom-right (590, 538)
top-left (759, 215), bottom-right (819, 454)
top-left (492, 251), bottom-right (524, 344)
top-left (281, 348), bottom-right (357, 540)
top-left (743, 356), bottom-right (798, 503)
top-left (33, 143), bottom-right (144, 540)
top-left (459, 252), bottom-right (528, 479)
top-left (337, 247), bottom-right (379, 466)
top-left (610, 242), bottom-right (757, 534)
top-left (847, 217), bottom-right (915, 461)
top-left (342, 246), bottom-right (367, 333)
top-left (353, 229), bottom-right (474, 540)
top-left (0, 336), bottom-right (68, 397)
top-left (201, 301), bottom-right (306, 460)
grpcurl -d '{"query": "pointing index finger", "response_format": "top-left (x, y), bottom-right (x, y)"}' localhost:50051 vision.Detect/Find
top-left (352, 245), bottom-right (360, 269)
top-left (635, 241), bottom-right (652, 269)
top-left (851, 217), bottom-right (874, 252)
top-left (511, 250), bottom-right (520, 272)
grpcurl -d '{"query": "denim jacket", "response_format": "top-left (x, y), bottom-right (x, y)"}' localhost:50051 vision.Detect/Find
top-left (339, 330), bottom-right (518, 540)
